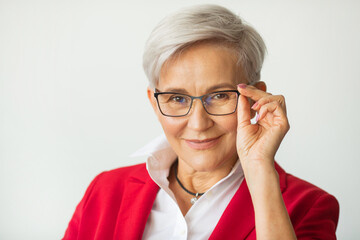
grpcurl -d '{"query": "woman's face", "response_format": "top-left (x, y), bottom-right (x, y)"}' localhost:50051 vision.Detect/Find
top-left (148, 43), bottom-right (247, 172)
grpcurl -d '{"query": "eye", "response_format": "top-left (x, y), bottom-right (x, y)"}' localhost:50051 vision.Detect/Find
top-left (170, 95), bottom-right (188, 104)
top-left (212, 93), bottom-right (229, 100)
top-left (204, 92), bottom-right (231, 105)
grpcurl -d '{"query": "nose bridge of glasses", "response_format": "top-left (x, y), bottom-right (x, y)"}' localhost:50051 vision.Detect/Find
top-left (192, 95), bottom-right (205, 102)
top-left (188, 95), bottom-right (208, 113)
top-left (188, 95), bottom-right (211, 115)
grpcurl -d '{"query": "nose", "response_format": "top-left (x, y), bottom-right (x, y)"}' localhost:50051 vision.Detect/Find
top-left (187, 99), bottom-right (213, 131)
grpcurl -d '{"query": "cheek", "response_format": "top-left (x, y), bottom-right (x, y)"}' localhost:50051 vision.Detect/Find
top-left (158, 117), bottom-right (186, 138)
top-left (218, 115), bottom-right (238, 159)
top-left (219, 114), bottom-right (238, 134)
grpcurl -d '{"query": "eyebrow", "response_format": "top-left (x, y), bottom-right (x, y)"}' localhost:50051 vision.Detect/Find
top-left (162, 83), bottom-right (236, 94)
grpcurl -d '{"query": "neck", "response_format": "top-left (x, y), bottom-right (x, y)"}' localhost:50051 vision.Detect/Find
top-left (174, 155), bottom-right (238, 194)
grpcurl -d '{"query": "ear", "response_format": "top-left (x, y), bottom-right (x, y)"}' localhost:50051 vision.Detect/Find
top-left (250, 81), bottom-right (267, 119)
top-left (147, 87), bottom-right (158, 112)
top-left (253, 81), bottom-right (267, 92)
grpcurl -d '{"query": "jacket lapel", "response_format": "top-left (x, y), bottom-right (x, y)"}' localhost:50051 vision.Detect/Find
top-left (209, 177), bottom-right (255, 239)
top-left (209, 162), bottom-right (287, 239)
top-left (113, 166), bottom-right (159, 240)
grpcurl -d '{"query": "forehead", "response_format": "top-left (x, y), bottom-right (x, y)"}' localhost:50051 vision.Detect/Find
top-left (158, 43), bottom-right (245, 94)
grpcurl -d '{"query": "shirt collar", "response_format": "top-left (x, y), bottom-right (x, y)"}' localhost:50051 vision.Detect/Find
top-left (130, 134), bottom-right (176, 188)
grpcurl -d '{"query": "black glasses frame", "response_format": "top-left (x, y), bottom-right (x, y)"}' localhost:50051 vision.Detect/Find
top-left (154, 88), bottom-right (240, 117)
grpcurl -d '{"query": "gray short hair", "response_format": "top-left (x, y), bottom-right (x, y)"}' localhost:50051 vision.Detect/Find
top-left (142, 4), bottom-right (266, 88)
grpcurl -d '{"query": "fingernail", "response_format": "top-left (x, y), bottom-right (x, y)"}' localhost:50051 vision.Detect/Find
top-left (252, 102), bottom-right (258, 109)
top-left (255, 114), bottom-right (260, 122)
top-left (237, 84), bottom-right (247, 89)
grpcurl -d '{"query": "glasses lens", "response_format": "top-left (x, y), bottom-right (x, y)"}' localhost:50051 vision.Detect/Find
top-left (157, 93), bottom-right (191, 116)
top-left (203, 91), bottom-right (238, 115)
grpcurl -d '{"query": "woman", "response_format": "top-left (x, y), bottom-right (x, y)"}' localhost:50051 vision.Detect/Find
top-left (63, 4), bottom-right (339, 239)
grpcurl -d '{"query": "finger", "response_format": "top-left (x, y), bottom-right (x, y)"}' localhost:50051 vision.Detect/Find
top-left (257, 101), bottom-right (288, 126)
top-left (237, 84), bottom-right (270, 102)
top-left (252, 95), bottom-right (287, 115)
top-left (237, 92), bottom-right (252, 129)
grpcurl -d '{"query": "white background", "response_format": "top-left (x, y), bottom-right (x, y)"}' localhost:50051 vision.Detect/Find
top-left (1, 0), bottom-right (359, 239)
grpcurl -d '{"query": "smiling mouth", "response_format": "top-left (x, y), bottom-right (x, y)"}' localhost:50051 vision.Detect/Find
top-left (184, 136), bottom-right (221, 150)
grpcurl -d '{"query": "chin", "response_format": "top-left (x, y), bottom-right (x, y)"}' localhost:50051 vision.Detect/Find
top-left (180, 148), bottom-right (231, 172)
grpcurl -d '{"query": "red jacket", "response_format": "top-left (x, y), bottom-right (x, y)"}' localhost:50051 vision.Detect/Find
top-left (63, 162), bottom-right (339, 239)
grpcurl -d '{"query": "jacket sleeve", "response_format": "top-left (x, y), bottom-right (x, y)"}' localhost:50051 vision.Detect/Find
top-left (62, 172), bottom-right (104, 240)
top-left (294, 193), bottom-right (340, 240)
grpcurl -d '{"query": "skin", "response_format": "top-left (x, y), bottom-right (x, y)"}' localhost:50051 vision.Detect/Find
top-left (147, 42), bottom-right (296, 239)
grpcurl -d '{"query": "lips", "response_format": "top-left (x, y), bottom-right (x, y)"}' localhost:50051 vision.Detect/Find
top-left (184, 136), bottom-right (221, 150)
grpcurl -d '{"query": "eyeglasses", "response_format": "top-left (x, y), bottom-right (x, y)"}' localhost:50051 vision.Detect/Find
top-left (154, 88), bottom-right (240, 117)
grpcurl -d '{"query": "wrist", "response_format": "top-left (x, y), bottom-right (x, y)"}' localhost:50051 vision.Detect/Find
top-left (241, 157), bottom-right (275, 175)
top-left (241, 159), bottom-right (280, 197)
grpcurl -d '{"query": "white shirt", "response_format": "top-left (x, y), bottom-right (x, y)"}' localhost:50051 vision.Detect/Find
top-left (131, 135), bottom-right (244, 240)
